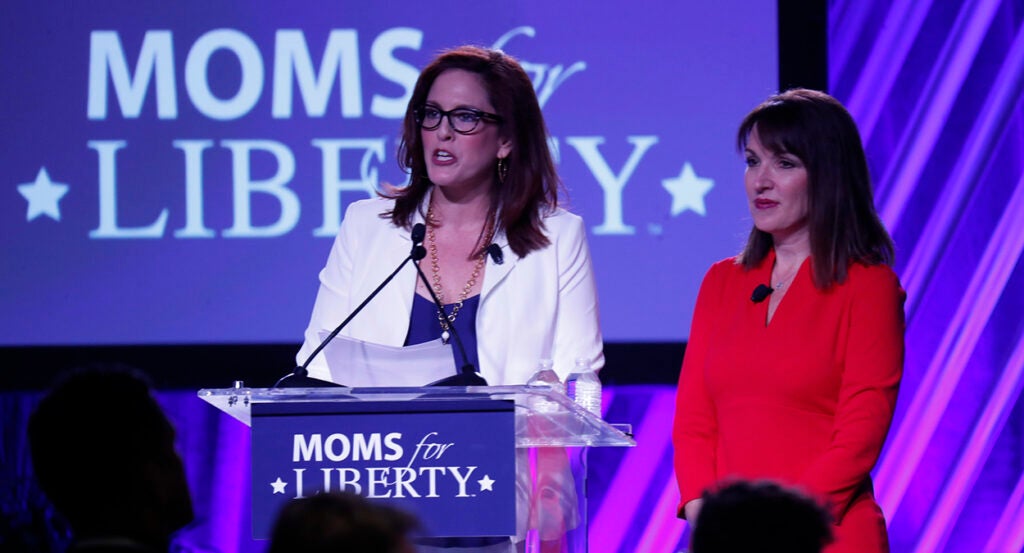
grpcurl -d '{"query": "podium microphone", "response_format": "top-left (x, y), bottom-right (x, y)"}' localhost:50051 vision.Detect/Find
top-left (275, 223), bottom-right (429, 388)
top-left (410, 249), bottom-right (488, 387)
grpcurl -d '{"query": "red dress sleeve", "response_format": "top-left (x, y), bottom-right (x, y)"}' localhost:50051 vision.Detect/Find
top-left (796, 265), bottom-right (905, 519)
top-left (672, 260), bottom-right (728, 516)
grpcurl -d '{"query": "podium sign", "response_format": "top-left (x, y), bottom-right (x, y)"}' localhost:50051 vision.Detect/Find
top-left (200, 384), bottom-right (635, 550)
top-left (250, 398), bottom-right (516, 538)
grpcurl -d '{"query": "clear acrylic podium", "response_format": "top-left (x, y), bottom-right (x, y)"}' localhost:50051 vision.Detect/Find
top-left (199, 384), bottom-right (635, 552)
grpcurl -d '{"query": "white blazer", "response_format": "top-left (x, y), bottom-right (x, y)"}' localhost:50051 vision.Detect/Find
top-left (296, 195), bottom-right (604, 385)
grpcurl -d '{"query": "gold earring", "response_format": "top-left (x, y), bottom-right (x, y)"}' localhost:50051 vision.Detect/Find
top-left (497, 157), bottom-right (508, 184)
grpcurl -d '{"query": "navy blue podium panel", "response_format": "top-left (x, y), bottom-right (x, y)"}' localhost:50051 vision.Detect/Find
top-left (250, 398), bottom-right (516, 538)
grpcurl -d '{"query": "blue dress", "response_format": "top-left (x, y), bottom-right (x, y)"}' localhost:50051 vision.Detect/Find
top-left (405, 293), bottom-right (481, 376)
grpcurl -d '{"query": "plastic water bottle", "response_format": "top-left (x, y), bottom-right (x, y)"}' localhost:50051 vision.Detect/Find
top-left (526, 359), bottom-right (564, 413)
top-left (526, 359), bottom-right (565, 394)
top-left (569, 358), bottom-right (602, 417)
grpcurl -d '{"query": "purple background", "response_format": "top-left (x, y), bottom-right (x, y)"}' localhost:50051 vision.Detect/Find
top-left (5, 1), bottom-right (1024, 552)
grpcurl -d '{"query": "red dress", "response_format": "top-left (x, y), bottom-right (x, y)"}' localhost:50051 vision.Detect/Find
top-left (673, 250), bottom-right (904, 553)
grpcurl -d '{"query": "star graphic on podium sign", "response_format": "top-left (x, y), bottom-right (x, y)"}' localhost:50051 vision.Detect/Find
top-left (271, 477), bottom-right (287, 494)
top-left (662, 162), bottom-right (714, 216)
top-left (478, 474), bottom-right (495, 492)
top-left (17, 167), bottom-right (70, 222)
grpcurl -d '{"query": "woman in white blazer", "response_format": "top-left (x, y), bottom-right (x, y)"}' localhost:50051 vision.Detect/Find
top-left (296, 45), bottom-right (603, 387)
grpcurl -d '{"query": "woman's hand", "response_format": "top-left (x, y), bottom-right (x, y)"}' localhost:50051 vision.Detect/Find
top-left (683, 498), bottom-right (704, 528)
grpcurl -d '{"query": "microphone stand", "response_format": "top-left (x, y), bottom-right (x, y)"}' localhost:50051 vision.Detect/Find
top-left (275, 224), bottom-right (428, 388)
top-left (410, 258), bottom-right (488, 387)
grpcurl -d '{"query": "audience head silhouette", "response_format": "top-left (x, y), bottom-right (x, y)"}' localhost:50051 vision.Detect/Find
top-left (691, 480), bottom-right (833, 553)
top-left (28, 365), bottom-right (193, 552)
top-left (267, 491), bottom-right (418, 553)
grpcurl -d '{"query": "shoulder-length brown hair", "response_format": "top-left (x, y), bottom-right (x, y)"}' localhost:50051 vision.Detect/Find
top-left (383, 45), bottom-right (560, 258)
top-left (737, 88), bottom-right (894, 289)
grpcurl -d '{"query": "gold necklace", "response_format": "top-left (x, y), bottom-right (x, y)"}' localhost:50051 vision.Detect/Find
top-left (426, 205), bottom-right (494, 342)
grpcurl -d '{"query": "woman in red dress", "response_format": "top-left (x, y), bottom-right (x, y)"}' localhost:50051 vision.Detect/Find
top-left (673, 89), bottom-right (905, 553)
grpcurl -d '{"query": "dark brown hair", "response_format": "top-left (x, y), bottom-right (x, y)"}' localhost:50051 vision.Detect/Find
top-left (737, 88), bottom-right (894, 289)
top-left (692, 480), bottom-right (833, 553)
top-left (28, 365), bottom-right (194, 546)
top-left (268, 491), bottom-right (418, 553)
top-left (384, 45), bottom-right (560, 258)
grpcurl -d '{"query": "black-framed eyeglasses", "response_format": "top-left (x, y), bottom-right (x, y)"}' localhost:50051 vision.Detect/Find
top-left (414, 105), bottom-right (502, 134)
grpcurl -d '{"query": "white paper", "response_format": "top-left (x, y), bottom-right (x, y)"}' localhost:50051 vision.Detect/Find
top-left (317, 332), bottom-right (457, 387)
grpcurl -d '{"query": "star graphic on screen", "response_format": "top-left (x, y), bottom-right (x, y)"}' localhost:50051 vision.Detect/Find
top-left (478, 474), bottom-right (495, 492)
top-left (17, 167), bottom-right (70, 222)
top-left (662, 162), bottom-right (714, 216)
top-left (270, 477), bottom-right (287, 494)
